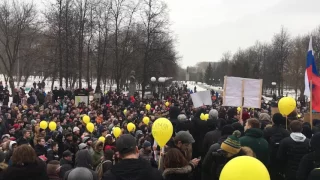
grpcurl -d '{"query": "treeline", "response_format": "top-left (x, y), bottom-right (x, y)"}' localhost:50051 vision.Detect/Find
top-left (200, 27), bottom-right (320, 97)
top-left (0, 0), bottom-right (178, 96)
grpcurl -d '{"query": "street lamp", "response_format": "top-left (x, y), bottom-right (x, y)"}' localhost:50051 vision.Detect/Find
top-left (151, 77), bottom-right (156, 82)
top-left (151, 77), bottom-right (156, 94)
top-left (271, 82), bottom-right (276, 95)
top-left (158, 77), bottom-right (166, 99)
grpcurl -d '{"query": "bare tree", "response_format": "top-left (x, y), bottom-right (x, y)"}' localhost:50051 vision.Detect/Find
top-left (0, 0), bottom-right (38, 92)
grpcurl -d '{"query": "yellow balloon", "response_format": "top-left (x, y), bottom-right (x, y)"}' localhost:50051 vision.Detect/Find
top-left (204, 114), bottom-right (209, 121)
top-left (83, 115), bottom-right (90, 124)
top-left (165, 102), bottom-right (170, 107)
top-left (152, 118), bottom-right (173, 147)
top-left (278, 97), bottom-right (296, 116)
top-left (143, 117), bottom-right (150, 125)
top-left (146, 104), bottom-right (151, 111)
top-left (48, 121), bottom-right (57, 131)
top-left (298, 114), bottom-right (301, 118)
top-left (98, 136), bottom-right (105, 143)
top-left (86, 122), bottom-right (94, 133)
top-left (127, 122), bottom-right (136, 132)
top-left (40, 121), bottom-right (48, 130)
top-left (200, 113), bottom-right (205, 120)
top-left (113, 127), bottom-right (122, 138)
top-left (237, 107), bottom-right (241, 112)
top-left (123, 109), bottom-right (127, 115)
top-left (220, 156), bottom-right (270, 180)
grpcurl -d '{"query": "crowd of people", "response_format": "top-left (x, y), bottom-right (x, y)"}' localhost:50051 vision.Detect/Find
top-left (0, 82), bottom-right (318, 180)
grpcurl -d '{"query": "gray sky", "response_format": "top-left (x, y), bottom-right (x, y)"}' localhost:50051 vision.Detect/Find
top-left (32, 0), bottom-right (320, 68)
top-left (165, 0), bottom-right (320, 67)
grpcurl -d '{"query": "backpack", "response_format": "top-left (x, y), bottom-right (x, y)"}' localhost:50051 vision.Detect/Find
top-left (96, 160), bottom-right (111, 180)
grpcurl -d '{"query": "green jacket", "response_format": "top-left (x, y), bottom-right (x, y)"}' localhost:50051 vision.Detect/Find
top-left (239, 128), bottom-right (270, 166)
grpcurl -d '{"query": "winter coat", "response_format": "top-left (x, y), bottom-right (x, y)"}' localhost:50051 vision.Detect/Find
top-left (75, 149), bottom-right (94, 170)
top-left (27, 96), bottom-right (36, 105)
top-left (59, 158), bottom-right (73, 178)
top-left (239, 128), bottom-right (269, 166)
top-left (102, 158), bottom-right (163, 180)
top-left (191, 109), bottom-right (210, 158)
top-left (277, 133), bottom-right (311, 179)
top-left (202, 129), bottom-right (221, 155)
top-left (139, 148), bottom-right (153, 162)
top-left (3, 159), bottom-right (48, 180)
top-left (202, 145), bottom-right (254, 180)
top-left (92, 150), bottom-right (103, 169)
top-left (35, 144), bottom-right (47, 157)
top-left (102, 160), bottom-right (113, 174)
top-left (47, 149), bottom-right (60, 162)
top-left (163, 165), bottom-right (194, 180)
top-left (297, 151), bottom-right (320, 180)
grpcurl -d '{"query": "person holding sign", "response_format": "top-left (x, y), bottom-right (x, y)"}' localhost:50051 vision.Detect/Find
top-left (102, 134), bottom-right (163, 180)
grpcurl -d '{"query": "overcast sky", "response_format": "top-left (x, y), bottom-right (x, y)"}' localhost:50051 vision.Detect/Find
top-left (32, 0), bottom-right (320, 68)
top-left (165, 0), bottom-right (320, 68)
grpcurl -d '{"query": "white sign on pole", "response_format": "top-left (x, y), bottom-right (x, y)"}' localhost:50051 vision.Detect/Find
top-left (223, 76), bottom-right (263, 108)
top-left (191, 90), bottom-right (212, 108)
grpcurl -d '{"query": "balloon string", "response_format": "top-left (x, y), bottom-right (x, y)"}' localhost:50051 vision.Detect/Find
top-left (158, 147), bottom-right (164, 170)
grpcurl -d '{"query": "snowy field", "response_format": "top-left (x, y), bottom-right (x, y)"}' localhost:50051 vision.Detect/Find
top-left (183, 81), bottom-right (299, 101)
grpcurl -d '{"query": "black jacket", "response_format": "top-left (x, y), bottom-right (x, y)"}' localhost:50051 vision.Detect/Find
top-left (277, 135), bottom-right (311, 179)
top-left (3, 159), bottom-right (48, 180)
top-left (47, 149), bottom-right (60, 162)
top-left (202, 129), bottom-right (221, 155)
top-left (102, 158), bottom-right (163, 180)
top-left (297, 151), bottom-right (320, 180)
top-left (60, 158), bottom-right (73, 178)
top-left (35, 144), bottom-right (47, 157)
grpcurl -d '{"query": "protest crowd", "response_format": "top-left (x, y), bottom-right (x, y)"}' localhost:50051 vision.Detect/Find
top-left (0, 81), bottom-right (319, 180)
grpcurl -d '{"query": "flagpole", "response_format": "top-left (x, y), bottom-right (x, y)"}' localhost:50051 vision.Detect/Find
top-left (310, 80), bottom-right (313, 129)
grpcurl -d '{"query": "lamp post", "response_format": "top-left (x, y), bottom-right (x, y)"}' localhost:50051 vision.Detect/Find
top-left (271, 82), bottom-right (276, 95)
top-left (158, 77), bottom-right (166, 99)
top-left (151, 77), bottom-right (156, 95)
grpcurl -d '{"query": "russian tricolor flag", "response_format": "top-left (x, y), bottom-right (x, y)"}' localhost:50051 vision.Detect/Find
top-left (304, 37), bottom-right (320, 111)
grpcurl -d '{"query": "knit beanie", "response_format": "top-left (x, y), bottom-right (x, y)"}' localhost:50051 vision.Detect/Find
top-left (221, 130), bottom-right (241, 155)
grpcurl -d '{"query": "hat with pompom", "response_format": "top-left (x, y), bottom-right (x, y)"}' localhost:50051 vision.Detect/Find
top-left (221, 130), bottom-right (241, 155)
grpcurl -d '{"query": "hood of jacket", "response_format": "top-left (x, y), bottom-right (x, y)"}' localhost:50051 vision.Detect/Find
top-left (9, 141), bottom-right (17, 151)
top-left (75, 149), bottom-right (93, 169)
top-left (162, 165), bottom-right (192, 178)
top-left (244, 128), bottom-right (263, 138)
top-left (110, 158), bottom-right (155, 180)
top-left (290, 132), bottom-right (306, 142)
top-left (94, 141), bottom-right (104, 152)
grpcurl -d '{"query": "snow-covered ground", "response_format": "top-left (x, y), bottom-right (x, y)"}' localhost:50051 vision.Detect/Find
top-left (183, 81), bottom-right (299, 100)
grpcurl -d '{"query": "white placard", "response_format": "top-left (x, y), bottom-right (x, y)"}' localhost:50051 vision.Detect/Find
top-left (223, 76), bottom-right (262, 108)
top-left (190, 90), bottom-right (212, 108)
top-left (75, 96), bottom-right (89, 106)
